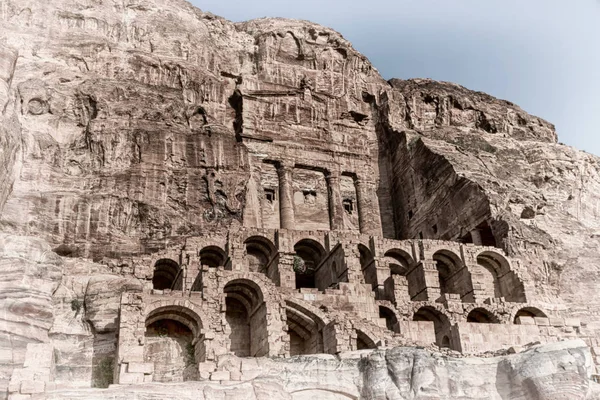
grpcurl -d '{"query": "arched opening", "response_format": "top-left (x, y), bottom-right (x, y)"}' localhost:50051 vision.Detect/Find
top-left (294, 239), bottom-right (326, 289)
top-left (286, 304), bottom-right (324, 356)
top-left (245, 236), bottom-right (276, 273)
top-left (514, 307), bottom-right (547, 324)
top-left (379, 306), bottom-right (399, 333)
top-left (224, 279), bottom-right (269, 357)
top-left (144, 306), bottom-right (203, 382)
top-left (384, 248), bottom-right (414, 276)
top-left (199, 246), bottom-right (227, 269)
top-left (433, 250), bottom-right (473, 301)
top-left (152, 259), bottom-right (182, 290)
top-left (476, 251), bottom-right (526, 302)
top-left (459, 221), bottom-right (497, 247)
top-left (359, 244), bottom-right (376, 289)
top-left (441, 335), bottom-right (450, 348)
top-left (356, 330), bottom-right (377, 350)
top-left (330, 258), bottom-right (349, 288)
top-left (413, 306), bottom-right (454, 349)
top-left (467, 308), bottom-right (500, 323)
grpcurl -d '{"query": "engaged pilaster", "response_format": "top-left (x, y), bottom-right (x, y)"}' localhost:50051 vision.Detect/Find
top-left (277, 161), bottom-right (295, 230)
top-left (355, 176), bottom-right (383, 235)
top-left (326, 169), bottom-right (344, 231)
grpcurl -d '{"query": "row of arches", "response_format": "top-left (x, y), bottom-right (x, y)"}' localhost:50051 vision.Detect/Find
top-left (363, 246), bottom-right (526, 303)
top-left (377, 305), bottom-right (548, 349)
top-left (140, 275), bottom-right (548, 384)
top-left (152, 238), bottom-right (525, 305)
top-left (140, 278), bottom-right (385, 383)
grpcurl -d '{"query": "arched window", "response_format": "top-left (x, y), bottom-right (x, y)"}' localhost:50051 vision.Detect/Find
top-left (245, 236), bottom-right (276, 273)
top-left (467, 308), bottom-right (500, 323)
top-left (224, 279), bottom-right (268, 357)
top-left (384, 248), bottom-right (414, 276)
top-left (356, 330), bottom-right (377, 350)
top-left (286, 303), bottom-right (325, 356)
top-left (379, 306), bottom-right (399, 333)
top-left (359, 244), bottom-right (376, 288)
top-left (152, 259), bottom-right (182, 290)
top-left (199, 246), bottom-right (227, 269)
top-left (413, 306), bottom-right (454, 349)
top-left (294, 239), bottom-right (326, 289)
top-left (433, 250), bottom-right (473, 301)
top-left (514, 307), bottom-right (547, 324)
top-left (144, 306), bottom-right (204, 382)
top-left (476, 251), bottom-right (526, 302)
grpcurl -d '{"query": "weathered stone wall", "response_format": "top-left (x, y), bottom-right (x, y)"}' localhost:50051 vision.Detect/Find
top-left (2, 0), bottom-right (600, 398)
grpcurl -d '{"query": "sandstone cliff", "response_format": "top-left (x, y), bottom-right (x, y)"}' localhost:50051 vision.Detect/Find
top-left (1, 0), bottom-right (600, 399)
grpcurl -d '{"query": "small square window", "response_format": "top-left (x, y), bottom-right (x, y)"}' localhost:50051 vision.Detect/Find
top-left (343, 198), bottom-right (354, 214)
top-left (265, 188), bottom-right (275, 203)
top-left (303, 190), bottom-right (317, 205)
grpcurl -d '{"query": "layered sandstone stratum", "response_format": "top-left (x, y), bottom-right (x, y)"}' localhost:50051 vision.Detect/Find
top-left (1, 0), bottom-right (600, 399)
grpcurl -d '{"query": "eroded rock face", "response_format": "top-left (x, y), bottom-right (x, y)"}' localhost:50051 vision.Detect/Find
top-left (379, 78), bottom-right (600, 313)
top-left (46, 341), bottom-right (599, 400)
top-left (2, 0), bottom-right (600, 399)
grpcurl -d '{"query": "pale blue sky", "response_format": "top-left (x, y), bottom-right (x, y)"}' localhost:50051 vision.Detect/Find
top-left (190, 0), bottom-right (600, 155)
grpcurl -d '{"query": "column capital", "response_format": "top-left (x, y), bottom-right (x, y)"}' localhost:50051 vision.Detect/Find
top-left (276, 159), bottom-right (295, 171)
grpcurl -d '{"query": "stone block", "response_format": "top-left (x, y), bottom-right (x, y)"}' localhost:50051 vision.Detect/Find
top-left (548, 317), bottom-right (565, 327)
top-left (564, 318), bottom-right (581, 327)
top-left (229, 370), bottom-right (242, 381)
top-left (8, 394), bottom-right (31, 400)
top-left (118, 372), bottom-right (145, 385)
top-left (534, 317), bottom-right (550, 326)
top-left (127, 362), bottom-right (154, 374)
top-left (199, 371), bottom-right (211, 380)
top-left (210, 371), bottom-right (230, 381)
top-left (198, 361), bottom-right (217, 373)
top-left (516, 316), bottom-right (535, 325)
top-left (23, 344), bottom-right (54, 370)
top-left (19, 381), bottom-right (45, 395)
top-left (8, 380), bottom-right (21, 393)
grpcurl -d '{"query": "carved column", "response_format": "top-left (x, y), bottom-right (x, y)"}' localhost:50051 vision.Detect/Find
top-left (326, 169), bottom-right (344, 231)
top-left (355, 177), bottom-right (383, 236)
top-left (277, 162), bottom-right (295, 230)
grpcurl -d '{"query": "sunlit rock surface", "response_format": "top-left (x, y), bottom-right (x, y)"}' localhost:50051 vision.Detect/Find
top-left (1, 0), bottom-right (600, 399)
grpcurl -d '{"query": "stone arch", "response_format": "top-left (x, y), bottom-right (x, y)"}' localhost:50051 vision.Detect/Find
top-left (355, 329), bottom-right (378, 350)
top-left (152, 258), bottom-right (182, 290)
top-left (413, 306), bottom-right (454, 349)
top-left (476, 250), bottom-right (526, 302)
top-left (285, 300), bottom-right (328, 356)
top-left (245, 235), bottom-right (277, 273)
top-left (144, 305), bottom-right (205, 382)
top-left (513, 306), bottom-right (547, 324)
top-left (199, 246), bottom-right (227, 269)
top-left (433, 249), bottom-right (473, 301)
top-left (294, 239), bottom-right (327, 289)
top-left (467, 307), bottom-right (500, 323)
top-left (359, 244), bottom-right (376, 289)
top-left (223, 279), bottom-right (269, 357)
top-left (384, 248), bottom-right (414, 276)
top-left (378, 305), bottom-right (399, 333)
